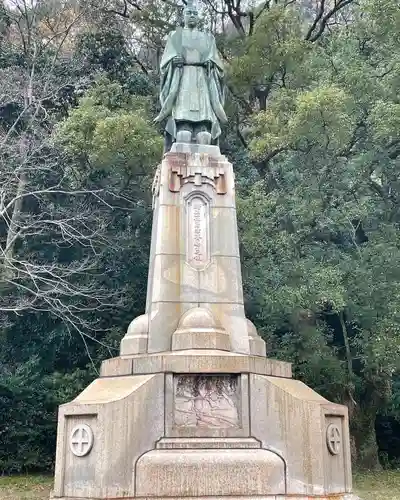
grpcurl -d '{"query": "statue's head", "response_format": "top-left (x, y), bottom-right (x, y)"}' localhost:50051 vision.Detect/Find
top-left (183, 1), bottom-right (199, 28)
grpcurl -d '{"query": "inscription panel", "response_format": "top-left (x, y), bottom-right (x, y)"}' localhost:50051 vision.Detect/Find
top-left (186, 194), bottom-right (210, 269)
top-left (174, 375), bottom-right (239, 428)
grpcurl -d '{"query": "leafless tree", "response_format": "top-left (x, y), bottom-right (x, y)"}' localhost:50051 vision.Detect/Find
top-left (0, 1), bottom-right (129, 360)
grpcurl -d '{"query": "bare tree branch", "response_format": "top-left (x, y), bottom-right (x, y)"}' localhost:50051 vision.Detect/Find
top-left (0, 0), bottom-right (136, 355)
top-left (306, 0), bottom-right (356, 42)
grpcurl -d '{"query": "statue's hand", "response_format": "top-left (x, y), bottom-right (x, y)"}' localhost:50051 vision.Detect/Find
top-left (172, 56), bottom-right (184, 67)
top-left (205, 60), bottom-right (214, 72)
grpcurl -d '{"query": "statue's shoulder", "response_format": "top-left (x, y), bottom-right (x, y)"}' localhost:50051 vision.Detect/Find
top-left (167, 27), bottom-right (183, 38)
top-left (166, 27), bottom-right (184, 47)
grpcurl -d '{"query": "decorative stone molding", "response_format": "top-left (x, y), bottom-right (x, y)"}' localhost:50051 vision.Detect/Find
top-left (69, 424), bottom-right (94, 457)
top-left (172, 307), bottom-right (230, 351)
top-left (166, 152), bottom-right (227, 194)
top-left (120, 314), bottom-right (149, 355)
top-left (246, 319), bottom-right (267, 357)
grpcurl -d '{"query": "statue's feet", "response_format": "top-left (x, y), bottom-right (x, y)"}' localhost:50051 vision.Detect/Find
top-left (176, 130), bottom-right (192, 143)
top-left (196, 131), bottom-right (212, 145)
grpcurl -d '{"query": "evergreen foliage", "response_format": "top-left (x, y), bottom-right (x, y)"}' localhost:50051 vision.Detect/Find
top-left (0, 0), bottom-right (399, 473)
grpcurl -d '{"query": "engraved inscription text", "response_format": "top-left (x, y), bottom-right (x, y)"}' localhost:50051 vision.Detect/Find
top-left (186, 194), bottom-right (210, 269)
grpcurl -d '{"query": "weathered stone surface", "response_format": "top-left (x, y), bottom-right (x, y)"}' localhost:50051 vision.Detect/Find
top-left (171, 307), bottom-right (230, 351)
top-left (156, 437), bottom-right (261, 449)
top-left (210, 206), bottom-right (240, 257)
top-left (147, 301), bottom-right (197, 353)
top-left (153, 204), bottom-right (184, 256)
top-left (100, 350), bottom-right (292, 378)
top-left (246, 319), bottom-right (267, 356)
top-left (198, 256), bottom-right (244, 304)
top-left (53, 375), bottom-right (164, 499)
top-left (136, 448), bottom-right (285, 497)
top-left (250, 375), bottom-right (352, 496)
top-left (51, 495), bottom-right (362, 500)
top-left (99, 357), bottom-right (132, 377)
top-left (203, 303), bottom-right (251, 354)
top-left (120, 334), bottom-right (148, 355)
top-left (131, 147), bottom-right (256, 355)
top-left (120, 314), bottom-right (149, 355)
top-left (151, 254), bottom-right (200, 303)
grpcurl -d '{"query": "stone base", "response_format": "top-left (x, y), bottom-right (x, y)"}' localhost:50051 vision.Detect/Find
top-left (52, 354), bottom-right (353, 500)
top-left (51, 144), bottom-right (354, 500)
top-left (136, 448), bottom-right (285, 497)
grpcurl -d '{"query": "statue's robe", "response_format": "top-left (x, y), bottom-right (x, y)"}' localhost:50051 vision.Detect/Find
top-left (157, 27), bottom-right (227, 141)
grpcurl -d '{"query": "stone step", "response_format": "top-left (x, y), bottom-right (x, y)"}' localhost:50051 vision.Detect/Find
top-left (156, 437), bottom-right (261, 449)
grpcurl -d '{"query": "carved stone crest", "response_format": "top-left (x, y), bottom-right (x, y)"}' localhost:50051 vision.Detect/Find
top-left (69, 424), bottom-right (94, 457)
top-left (326, 423), bottom-right (341, 455)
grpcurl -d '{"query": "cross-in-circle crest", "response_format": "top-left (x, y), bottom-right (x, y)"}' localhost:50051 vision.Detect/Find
top-left (326, 423), bottom-right (341, 455)
top-left (69, 424), bottom-right (94, 457)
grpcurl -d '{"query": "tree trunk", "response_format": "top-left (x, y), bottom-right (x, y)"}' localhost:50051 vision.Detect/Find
top-left (351, 406), bottom-right (382, 470)
top-left (2, 174), bottom-right (27, 279)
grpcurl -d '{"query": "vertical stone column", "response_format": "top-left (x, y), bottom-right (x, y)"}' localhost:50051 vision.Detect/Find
top-left (120, 144), bottom-right (266, 356)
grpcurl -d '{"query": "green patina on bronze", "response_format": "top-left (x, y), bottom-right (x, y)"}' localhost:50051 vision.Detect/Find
top-left (155, 1), bottom-right (227, 145)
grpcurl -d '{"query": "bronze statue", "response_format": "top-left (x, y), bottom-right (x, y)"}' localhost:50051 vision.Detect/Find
top-left (155, 0), bottom-right (227, 149)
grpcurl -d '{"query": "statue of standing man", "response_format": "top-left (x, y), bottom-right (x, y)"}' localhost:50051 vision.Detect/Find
top-left (155, 0), bottom-right (228, 149)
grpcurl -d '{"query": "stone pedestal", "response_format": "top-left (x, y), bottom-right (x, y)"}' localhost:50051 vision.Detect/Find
top-left (51, 144), bottom-right (358, 500)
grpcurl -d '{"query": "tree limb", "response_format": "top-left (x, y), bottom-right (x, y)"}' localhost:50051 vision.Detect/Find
top-left (306, 0), bottom-right (355, 42)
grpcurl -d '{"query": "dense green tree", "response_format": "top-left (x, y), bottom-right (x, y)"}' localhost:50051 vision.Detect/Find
top-left (232, 0), bottom-right (400, 469)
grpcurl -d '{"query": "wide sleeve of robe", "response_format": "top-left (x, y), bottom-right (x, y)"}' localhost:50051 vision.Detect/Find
top-left (155, 30), bottom-right (183, 123)
top-left (208, 35), bottom-right (228, 125)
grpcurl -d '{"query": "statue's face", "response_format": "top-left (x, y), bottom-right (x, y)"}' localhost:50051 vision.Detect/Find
top-left (184, 7), bottom-right (199, 28)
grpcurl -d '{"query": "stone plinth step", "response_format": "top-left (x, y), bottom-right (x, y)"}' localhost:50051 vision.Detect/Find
top-left (156, 437), bottom-right (261, 449)
top-left (100, 350), bottom-right (292, 378)
top-left (136, 448), bottom-right (285, 497)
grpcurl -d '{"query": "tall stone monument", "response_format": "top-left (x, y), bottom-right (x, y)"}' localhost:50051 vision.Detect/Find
top-left (51, 3), bottom-right (359, 499)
